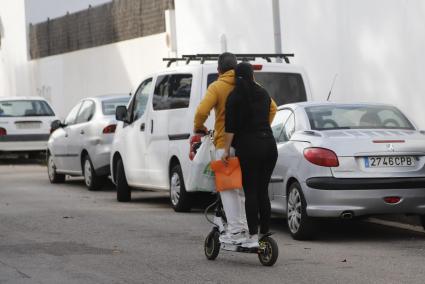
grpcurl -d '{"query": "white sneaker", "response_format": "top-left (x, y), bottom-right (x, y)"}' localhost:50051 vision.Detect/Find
top-left (241, 234), bottom-right (259, 248)
top-left (219, 231), bottom-right (246, 245)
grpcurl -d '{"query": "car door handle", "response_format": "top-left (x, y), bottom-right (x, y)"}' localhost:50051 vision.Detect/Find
top-left (140, 123), bottom-right (145, 131)
top-left (151, 120), bottom-right (153, 134)
top-left (65, 133), bottom-right (68, 138)
top-left (80, 130), bottom-right (85, 135)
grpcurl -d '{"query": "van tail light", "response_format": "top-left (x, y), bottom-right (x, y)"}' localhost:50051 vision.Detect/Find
top-left (303, 147), bottom-right (339, 167)
top-left (103, 124), bottom-right (117, 134)
top-left (252, 64), bottom-right (263, 71)
top-left (0, 127), bottom-right (7, 136)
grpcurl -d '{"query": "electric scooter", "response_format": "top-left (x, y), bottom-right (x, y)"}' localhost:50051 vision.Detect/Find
top-left (203, 195), bottom-right (279, 266)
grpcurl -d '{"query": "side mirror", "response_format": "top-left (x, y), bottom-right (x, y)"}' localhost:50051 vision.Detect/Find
top-left (50, 119), bottom-right (63, 133)
top-left (116, 105), bottom-right (128, 122)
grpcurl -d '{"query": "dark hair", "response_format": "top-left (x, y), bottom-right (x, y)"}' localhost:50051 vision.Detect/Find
top-left (234, 62), bottom-right (255, 96)
top-left (218, 52), bottom-right (237, 73)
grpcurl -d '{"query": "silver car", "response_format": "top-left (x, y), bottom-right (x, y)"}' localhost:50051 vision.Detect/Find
top-left (269, 102), bottom-right (425, 239)
top-left (47, 95), bottom-right (130, 190)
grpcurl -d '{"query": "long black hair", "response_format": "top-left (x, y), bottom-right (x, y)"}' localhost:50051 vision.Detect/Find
top-left (234, 62), bottom-right (255, 98)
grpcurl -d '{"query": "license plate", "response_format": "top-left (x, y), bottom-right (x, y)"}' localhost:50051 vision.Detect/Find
top-left (364, 156), bottom-right (416, 168)
top-left (15, 122), bottom-right (41, 129)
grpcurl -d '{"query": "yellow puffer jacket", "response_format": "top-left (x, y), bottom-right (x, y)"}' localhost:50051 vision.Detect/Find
top-left (194, 70), bottom-right (236, 148)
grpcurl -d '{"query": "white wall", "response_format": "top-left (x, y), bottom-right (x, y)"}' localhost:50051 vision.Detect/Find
top-left (28, 33), bottom-right (170, 118)
top-left (175, 0), bottom-right (275, 54)
top-left (281, 0), bottom-right (425, 128)
top-left (25, 0), bottom-right (112, 24)
top-left (0, 0), bottom-right (31, 98)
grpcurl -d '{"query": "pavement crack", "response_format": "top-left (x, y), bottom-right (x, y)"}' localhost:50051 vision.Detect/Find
top-left (0, 259), bottom-right (31, 279)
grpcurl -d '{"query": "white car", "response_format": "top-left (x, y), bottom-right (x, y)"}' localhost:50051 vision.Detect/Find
top-left (269, 102), bottom-right (425, 239)
top-left (0, 97), bottom-right (57, 156)
top-left (47, 95), bottom-right (129, 190)
top-left (111, 54), bottom-right (313, 211)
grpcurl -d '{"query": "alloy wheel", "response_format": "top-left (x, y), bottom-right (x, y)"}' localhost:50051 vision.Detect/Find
top-left (48, 156), bottom-right (55, 181)
top-left (287, 187), bottom-right (302, 234)
top-left (84, 159), bottom-right (92, 187)
top-left (170, 172), bottom-right (180, 206)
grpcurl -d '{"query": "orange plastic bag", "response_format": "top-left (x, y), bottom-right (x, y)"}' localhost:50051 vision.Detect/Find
top-left (210, 157), bottom-right (243, 192)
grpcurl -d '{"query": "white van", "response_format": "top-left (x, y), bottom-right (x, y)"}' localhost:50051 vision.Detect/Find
top-left (110, 54), bottom-right (313, 211)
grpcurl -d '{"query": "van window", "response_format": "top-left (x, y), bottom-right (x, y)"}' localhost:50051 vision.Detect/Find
top-left (207, 72), bottom-right (307, 106)
top-left (153, 74), bottom-right (192, 111)
top-left (132, 78), bottom-right (153, 122)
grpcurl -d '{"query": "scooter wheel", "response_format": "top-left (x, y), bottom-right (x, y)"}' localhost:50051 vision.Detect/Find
top-left (204, 229), bottom-right (220, 260)
top-left (258, 236), bottom-right (278, 266)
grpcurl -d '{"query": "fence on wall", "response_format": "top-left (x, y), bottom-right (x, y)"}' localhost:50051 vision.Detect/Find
top-left (29, 0), bottom-right (174, 59)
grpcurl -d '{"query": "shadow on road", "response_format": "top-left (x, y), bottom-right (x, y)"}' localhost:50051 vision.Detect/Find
top-left (269, 216), bottom-right (425, 242)
top-left (0, 156), bottom-right (46, 166)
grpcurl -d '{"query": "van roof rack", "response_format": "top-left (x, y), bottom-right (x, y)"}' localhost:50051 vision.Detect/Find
top-left (163, 53), bottom-right (294, 67)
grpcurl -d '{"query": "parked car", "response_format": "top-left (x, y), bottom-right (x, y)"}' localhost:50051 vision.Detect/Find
top-left (0, 97), bottom-right (58, 157)
top-left (269, 102), bottom-right (425, 239)
top-left (111, 54), bottom-right (312, 211)
top-left (47, 95), bottom-right (130, 190)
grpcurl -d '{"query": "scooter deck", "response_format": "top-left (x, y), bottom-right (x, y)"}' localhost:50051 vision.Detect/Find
top-left (221, 243), bottom-right (259, 253)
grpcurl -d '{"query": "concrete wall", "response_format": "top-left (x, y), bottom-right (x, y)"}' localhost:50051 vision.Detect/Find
top-left (0, 0), bottom-right (31, 98)
top-left (280, 0), bottom-right (425, 128)
top-left (174, 0), bottom-right (425, 128)
top-left (29, 33), bottom-right (170, 118)
top-left (174, 0), bottom-right (275, 54)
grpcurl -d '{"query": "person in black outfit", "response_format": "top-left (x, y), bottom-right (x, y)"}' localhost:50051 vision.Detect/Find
top-left (221, 62), bottom-right (278, 248)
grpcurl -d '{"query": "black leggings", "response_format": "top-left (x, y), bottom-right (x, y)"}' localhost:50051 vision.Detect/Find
top-left (237, 136), bottom-right (278, 235)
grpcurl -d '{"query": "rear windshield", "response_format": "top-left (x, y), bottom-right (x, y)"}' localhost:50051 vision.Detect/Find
top-left (207, 72), bottom-right (307, 106)
top-left (102, 97), bottom-right (130, 115)
top-left (305, 105), bottom-right (415, 130)
top-left (0, 100), bottom-right (55, 117)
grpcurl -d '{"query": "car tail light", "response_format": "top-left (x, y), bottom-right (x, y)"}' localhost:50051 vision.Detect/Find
top-left (384, 196), bottom-right (401, 204)
top-left (303, 147), bottom-right (339, 167)
top-left (0, 127), bottom-right (6, 136)
top-left (103, 124), bottom-right (117, 134)
top-left (252, 64), bottom-right (263, 71)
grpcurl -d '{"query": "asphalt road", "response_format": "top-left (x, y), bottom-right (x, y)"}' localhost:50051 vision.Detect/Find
top-left (1, 163), bottom-right (425, 284)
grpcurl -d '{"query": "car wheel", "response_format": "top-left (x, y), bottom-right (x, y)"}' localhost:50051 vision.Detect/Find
top-left (170, 164), bottom-right (192, 212)
top-left (287, 181), bottom-right (316, 240)
top-left (83, 155), bottom-right (106, 191)
top-left (116, 158), bottom-right (131, 202)
top-left (47, 154), bottom-right (65, 183)
top-left (420, 215), bottom-right (425, 232)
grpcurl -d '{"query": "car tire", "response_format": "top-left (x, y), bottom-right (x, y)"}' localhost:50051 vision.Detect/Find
top-left (47, 154), bottom-right (65, 183)
top-left (170, 164), bottom-right (192, 212)
top-left (83, 155), bottom-right (106, 191)
top-left (116, 158), bottom-right (131, 202)
top-left (420, 215), bottom-right (425, 232)
top-left (287, 181), bottom-right (316, 240)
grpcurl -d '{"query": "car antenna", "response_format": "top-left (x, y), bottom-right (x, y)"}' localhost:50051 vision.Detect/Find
top-left (326, 74), bottom-right (338, 101)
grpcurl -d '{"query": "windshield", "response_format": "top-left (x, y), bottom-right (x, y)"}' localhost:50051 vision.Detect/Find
top-left (102, 97), bottom-right (130, 115)
top-left (207, 72), bottom-right (307, 106)
top-left (305, 105), bottom-right (415, 130)
top-left (0, 100), bottom-right (55, 117)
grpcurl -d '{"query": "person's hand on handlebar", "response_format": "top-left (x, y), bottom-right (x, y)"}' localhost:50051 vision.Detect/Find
top-left (194, 126), bottom-right (208, 136)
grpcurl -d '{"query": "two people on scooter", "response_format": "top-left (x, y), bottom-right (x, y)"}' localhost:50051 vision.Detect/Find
top-left (194, 52), bottom-right (277, 248)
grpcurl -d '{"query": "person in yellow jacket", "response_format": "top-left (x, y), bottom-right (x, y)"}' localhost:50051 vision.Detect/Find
top-left (194, 53), bottom-right (277, 245)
